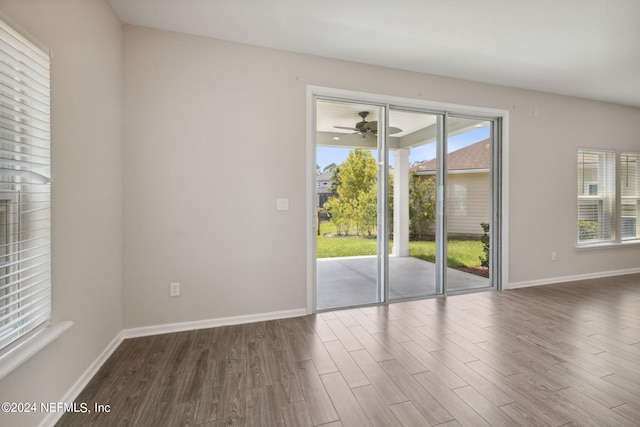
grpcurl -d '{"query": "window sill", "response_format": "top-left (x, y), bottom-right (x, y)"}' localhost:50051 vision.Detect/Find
top-left (0, 321), bottom-right (73, 381)
top-left (575, 240), bottom-right (640, 251)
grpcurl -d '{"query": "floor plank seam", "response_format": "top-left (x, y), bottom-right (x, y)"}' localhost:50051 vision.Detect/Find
top-left (53, 274), bottom-right (640, 427)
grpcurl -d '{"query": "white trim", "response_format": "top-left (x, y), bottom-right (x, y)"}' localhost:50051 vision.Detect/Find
top-left (121, 308), bottom-right (308, 339)
top-left (306, 86), bottom-right (510, 307)
top-left (507, 267), bottom-right (640, 290)
top-left (575, 240), bottom-right (640, 250)
top-left (0, 321), bottom-right (72, 381)
top-left (38, 326), bottom-right (121, 427)
top-left (307, 86), bottom-right (508, 118)
top-left (306, 89), bottom-right (317, 314)
top-left (499, 114), bottom-right (510, 290)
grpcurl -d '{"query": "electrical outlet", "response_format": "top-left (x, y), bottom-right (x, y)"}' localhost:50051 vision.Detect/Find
top-left (551, 252), bottom-right (558, 261)
top-left (170, 282), bottom-right (180, 297)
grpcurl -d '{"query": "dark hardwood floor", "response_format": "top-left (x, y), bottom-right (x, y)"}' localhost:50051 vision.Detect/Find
top-left (57, 274), bottom-right (640, 426)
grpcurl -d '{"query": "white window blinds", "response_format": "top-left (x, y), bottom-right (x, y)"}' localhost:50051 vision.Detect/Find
top-left (621, 152), bottom-right (640, 241)
top-left (578, 149), bottom-right (615, 244)
top-left (0, 17), bottom-right (51, 354)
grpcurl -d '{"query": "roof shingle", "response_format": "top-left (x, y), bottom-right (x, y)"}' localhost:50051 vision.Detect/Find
top-left (413, 139), bottom-right (490, 172)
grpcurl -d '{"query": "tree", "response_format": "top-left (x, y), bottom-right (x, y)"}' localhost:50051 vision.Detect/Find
top-left (322, 163), bottom-right (337, 174)
top-left (329, 165), bottom-right (341, 197)
top-left (326, 149), bottom-right (378, 236)
top-left (409, 173), bottom-right (436, 239)
top-left (336, 149), bottom-right (377, 204)
top-left (387, 172), bottom-right (394, 235)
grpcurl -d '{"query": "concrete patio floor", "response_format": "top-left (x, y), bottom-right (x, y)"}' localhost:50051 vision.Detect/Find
top-left (317, 255), bottom-right (490, 310)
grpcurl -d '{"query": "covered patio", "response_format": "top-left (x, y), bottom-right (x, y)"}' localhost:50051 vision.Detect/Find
top-left (317, 255), bottom-right (489, 310)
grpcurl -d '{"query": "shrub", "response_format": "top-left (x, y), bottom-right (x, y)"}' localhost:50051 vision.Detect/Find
top-left (354, 190), bottom-right (377, 236)
top-left (578, 220), bottom-right (598, 240)
top-left (324, 197), bottom-right (352, 235)
top-left (479, 222), bottom-right (490, 268)
top-left (409, 174), bottom-right (436, 239)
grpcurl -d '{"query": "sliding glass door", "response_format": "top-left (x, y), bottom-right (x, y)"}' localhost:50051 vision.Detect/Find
top-left (315, 100), bottom-right (384, 309)
top-left (387, 109), bottom-right (444, 300)
top-left (315, 97), bottom-right (498, 310)
top-left (445, 116), bottom-right (493, 292)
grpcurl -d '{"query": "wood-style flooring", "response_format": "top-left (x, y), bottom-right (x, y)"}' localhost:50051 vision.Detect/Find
top-left (57, 274), bottom-right (640, 426)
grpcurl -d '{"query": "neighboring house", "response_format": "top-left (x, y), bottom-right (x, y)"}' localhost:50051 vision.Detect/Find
top-left (413, 139), bottom-right (490, 236)
top-left (316, 171), bottom-right (333, 208)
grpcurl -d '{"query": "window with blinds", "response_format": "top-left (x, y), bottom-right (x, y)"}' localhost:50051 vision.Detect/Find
top-left (621, 152), bottom-right (640, 241)
top-left (0, 17), bottom-right (51, 354)
top-left (577, 149), bottom-right (615, 244)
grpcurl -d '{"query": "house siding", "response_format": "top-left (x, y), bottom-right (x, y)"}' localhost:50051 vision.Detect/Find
top-left (447, 172), bottom-right (490, 236)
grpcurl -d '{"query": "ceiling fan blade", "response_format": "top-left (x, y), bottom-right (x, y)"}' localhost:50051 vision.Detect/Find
top-left (362, 121), bottom-right (402, 135)
top-left (363, 121), bottom-right (377, 132)
top-left (333, 112), bottom-right (399, 136)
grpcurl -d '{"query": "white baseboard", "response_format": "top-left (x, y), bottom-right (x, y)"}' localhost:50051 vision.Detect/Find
top-left (121, 308), bottom-right (308, 339)
top-left (507, 267), bottom-right (640, 289)
top-left (39, 330), bottom-right (125, 427)
top-left (39, 307), bottom-right (307, 427)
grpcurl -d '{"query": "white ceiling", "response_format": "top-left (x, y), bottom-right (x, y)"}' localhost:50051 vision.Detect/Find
top-left (107, 0), bottom-right (640, 108)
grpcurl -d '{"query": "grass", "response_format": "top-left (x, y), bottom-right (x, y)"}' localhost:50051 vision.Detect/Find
top-left (317, 235), bottom-right (380, 258)
top-left (316, 221), bottom-right (379, 257)
top-left (317, 221), bottom-right (484, 268)
top-left (407, 240), bottom-right (483, 268)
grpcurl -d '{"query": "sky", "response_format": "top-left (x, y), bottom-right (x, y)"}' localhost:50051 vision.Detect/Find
top-left (317, 125), bottom-right (490, 171)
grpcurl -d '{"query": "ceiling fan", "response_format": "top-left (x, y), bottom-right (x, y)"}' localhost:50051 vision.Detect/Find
top-left (334, 111), bottom-right (402, 139)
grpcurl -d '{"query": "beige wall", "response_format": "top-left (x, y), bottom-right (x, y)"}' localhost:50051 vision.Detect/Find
top-left (123, 25), bottom-right (640, 327)
top-left (0, 1), bottom-right (123, 426)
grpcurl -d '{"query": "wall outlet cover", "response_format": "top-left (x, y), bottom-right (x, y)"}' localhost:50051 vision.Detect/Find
top-left (170, 282), bottom-right (180, 297)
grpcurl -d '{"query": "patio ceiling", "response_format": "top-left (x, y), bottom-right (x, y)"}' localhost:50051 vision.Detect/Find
top-left (316, 101), bottom-right (487, 150)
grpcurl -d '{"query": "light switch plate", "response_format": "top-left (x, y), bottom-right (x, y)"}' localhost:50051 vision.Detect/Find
top-left (276, 198), bottom-right (289, 211)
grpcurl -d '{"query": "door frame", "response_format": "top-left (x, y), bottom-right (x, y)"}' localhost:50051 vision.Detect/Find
top-left (306, 86), bottom-right (510, 314)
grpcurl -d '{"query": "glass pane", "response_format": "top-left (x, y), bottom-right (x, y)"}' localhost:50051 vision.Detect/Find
top-left (577, 149), bottom-right (616, 243)
top-left (621, 153), bottom-right (639, 240)
top-left (388, 109), bottom-right (442, 300)
top-left (316, 100), bottom-right (382, 309)
top-left (446, 118), bottom-right (492, 291)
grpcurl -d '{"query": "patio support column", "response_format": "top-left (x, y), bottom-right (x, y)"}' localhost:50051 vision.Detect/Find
top-left (392, 148), bottom-right (410, 257)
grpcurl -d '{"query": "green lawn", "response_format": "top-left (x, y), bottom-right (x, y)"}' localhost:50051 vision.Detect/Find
top-left (317, 221), bottom-right (483, 268)
top-left (408, 240), bottom-right (483, 268)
